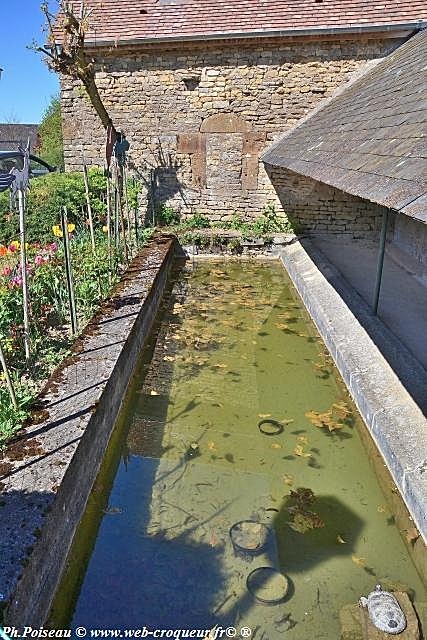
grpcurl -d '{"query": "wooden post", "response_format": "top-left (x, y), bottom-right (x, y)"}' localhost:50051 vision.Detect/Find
top-left (61, 207), bottom-right (78, 335)
top-left (133, 177), bottom-right (139, 247)
top-left (18, 189), bottom-right (30, 363)
top-left (0, 341), bottom-right (18, 408)
top-left (123, 164), bottom-right (133, 253)
top-left (106, 170), bottom-right (112, 279)
top-left (82, 163), bottom-right (96, 253)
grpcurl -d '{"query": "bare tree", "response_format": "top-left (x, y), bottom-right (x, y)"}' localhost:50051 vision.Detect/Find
top-left (3, 111), bottom-right (22, 124)
top-left (33, 1), bottom-right (115, 134)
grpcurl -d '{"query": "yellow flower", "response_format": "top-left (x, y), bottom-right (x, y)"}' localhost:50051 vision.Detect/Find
top-left (102, 225), bottom-right (109, 233)
top-left (52, 224), bottom-right (75, 238)
top-left (10, 240), bottom-right (20, 249)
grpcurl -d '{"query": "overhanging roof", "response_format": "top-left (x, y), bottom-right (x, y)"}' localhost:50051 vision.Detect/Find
top-left (0, 124), bottom-right (39, 152)
top-left (262, 29), bottom-right (427, 223)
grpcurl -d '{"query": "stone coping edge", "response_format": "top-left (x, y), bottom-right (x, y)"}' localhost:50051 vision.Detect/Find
top-left (1, 234), bottom-right (177, 626)
top-left (276, 240), bottom-right (427, 543)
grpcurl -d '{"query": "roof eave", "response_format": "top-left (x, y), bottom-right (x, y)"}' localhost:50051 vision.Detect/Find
top-left (78, 20), bottom-right (427, 48)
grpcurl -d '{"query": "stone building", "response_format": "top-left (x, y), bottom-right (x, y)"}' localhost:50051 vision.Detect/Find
top-left (262, 28), bottom-right (427, 259)
top-left (263, 28), bottom-right (427, 373)
top-left (60, 0), bottom-right (426, 221)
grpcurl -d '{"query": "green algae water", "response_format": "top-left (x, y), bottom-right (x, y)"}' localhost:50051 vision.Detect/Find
top-left (51, 259), bottom-right (425, 638)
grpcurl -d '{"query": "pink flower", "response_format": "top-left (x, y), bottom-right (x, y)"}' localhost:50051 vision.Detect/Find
top-left (10, 275), bottom-right (23, 288)
top-left (1, 266), bottom-right (12, 277)
top-left (35, 255), bottom-right (44, 266)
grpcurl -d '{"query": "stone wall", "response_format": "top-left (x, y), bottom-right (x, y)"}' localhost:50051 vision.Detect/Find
top-left (264, 165), bottom-right (387, 238)
top-left (392, 214), bottom-right (427, 270)
top-left (61, 35), bottom-right (403, 221)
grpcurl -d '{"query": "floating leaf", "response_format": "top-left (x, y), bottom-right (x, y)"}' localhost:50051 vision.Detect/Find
top-left (282, 474), bottom-right (294, 486)
top-left (404, 527), bottom-right (420, 544)
top-left (290, 488), bottom-right (316, 507)
top-left (332, 402), bottom-right (352, 419)
top-left (293, 444), bottom-right (311, 458)
top-left (280, 418), bottom-right (295, 425)
top-left (258, 413), bottom-right (272, 419)
top-left (297, 436), bottom-right (309, 445)
top-left (377, 504), bottom-right (387, 514)
top-left (271, 443), bottom-right (282, 450)
top-left (305, 409), bottom-right (344, 432)
top-left (275, 322), bottom-right (290, 330)
top-left (337, 535), bottom-right (347, 544)
top-left (288, 510), bottom-right (324, 534)
top-left (150, 390), bottom-right (159, 396)
top-left (351, 555), bottom-right (366, 567)
top-left (213, 363), bottom-right (227, 369)
top-left (207, 441), bottom-right (217, 451)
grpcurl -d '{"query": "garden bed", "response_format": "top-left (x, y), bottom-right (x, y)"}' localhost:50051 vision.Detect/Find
top-left (0, 233), bottom-right (177, 627)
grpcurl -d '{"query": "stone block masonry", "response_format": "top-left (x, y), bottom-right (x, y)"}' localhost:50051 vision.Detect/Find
top-left (61, 35), bottom-right (404, 222)
top-left (265, 165), bottom-right (388, 238)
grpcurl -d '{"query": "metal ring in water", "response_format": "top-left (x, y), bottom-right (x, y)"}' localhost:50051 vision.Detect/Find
top-left (229, 520), bottom-right (270, 554)
top-left (246, 567), bottom-right (290, 605)
top-left (258, 419), bottom-right (284, 436)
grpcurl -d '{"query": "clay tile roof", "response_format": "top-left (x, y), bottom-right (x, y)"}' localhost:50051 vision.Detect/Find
top-left (60, 0), bottom-right (427, 44)
top-left (0, 124), bottom-right (39, 152)
top-left (262, 29), bottom-right (427, 223)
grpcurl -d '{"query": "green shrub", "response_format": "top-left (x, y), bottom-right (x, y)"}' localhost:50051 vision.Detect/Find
top-left (156, 204), bottom-right (180, 226)
top-left (0, 169), bottom-right (108, 244)
top-left (182, 213), bottom-right (211, 229)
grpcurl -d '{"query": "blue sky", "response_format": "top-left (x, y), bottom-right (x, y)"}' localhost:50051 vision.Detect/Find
top-left (0, 1), bottom-right (59, 124)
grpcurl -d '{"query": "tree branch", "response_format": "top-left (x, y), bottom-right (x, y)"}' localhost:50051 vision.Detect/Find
top-left (35, 1), bottom-right (116, 134)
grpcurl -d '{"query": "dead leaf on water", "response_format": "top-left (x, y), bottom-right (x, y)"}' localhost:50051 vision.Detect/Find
top-left (377, 505), bottom-right (387, 514)
top-left (271, 443), bottom-right (282, 449)
top-left (258, 413), bottom-right (272, 419)
top-left (297, 436), bottom-right (309, 445)
top-left (337, 535), bottom-right (347, 544)
top-left (305, 410), bottom-right (344, 432)
top-left (293, 445), bottom-right (311, 458)
top-left (282, 474), bottom-right (294, 486)
top-left (207, 441), bottom-right (217, 451)
top-left (352, 555), bottom-right (366, 567)
top-left (275, 322), bottom-right (290, 330)
top-left (332, 402), bottom-right (352, 419)
top-left (404, 527), bottom-right (420, 544)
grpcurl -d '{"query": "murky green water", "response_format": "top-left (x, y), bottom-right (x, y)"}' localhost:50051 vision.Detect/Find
top-left (51, 259), bottom-right (425, 638)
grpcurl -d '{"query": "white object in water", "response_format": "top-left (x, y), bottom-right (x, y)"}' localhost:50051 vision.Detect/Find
top-left (359, 584), bottom-right (406, 634)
